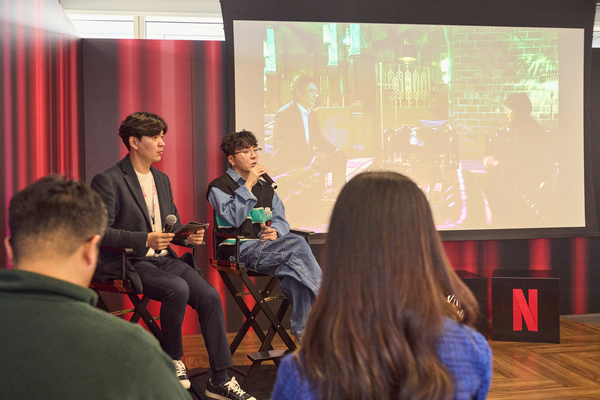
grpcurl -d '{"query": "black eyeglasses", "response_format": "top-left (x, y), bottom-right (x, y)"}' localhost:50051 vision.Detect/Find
top-left (234, 147), bottom-right (262, 157)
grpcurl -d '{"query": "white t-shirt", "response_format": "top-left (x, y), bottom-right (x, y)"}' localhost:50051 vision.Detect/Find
top-left (136, 171), bottom-right (167, 257)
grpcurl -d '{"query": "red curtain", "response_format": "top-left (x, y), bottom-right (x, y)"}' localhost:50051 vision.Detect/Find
top-left (82, 39), bottom-right (228, 334)
top-left (1, 0), bottom-right (81, 264)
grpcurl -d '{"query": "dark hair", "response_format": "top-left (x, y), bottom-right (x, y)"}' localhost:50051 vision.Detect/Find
top-left (220, 129), bottom-right (258, 157)
top-left (505, 92), bottom-right (533, 117)
top-left (300, 171), bottom-right (479, 400)
top-left (8, 176), bottom-right (107, 263)
top-left (118, 111), bottom-right (168, 150)
top-left (290, 75), bottom-right (316, 102)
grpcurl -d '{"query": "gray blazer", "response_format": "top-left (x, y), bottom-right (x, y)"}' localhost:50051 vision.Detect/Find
top-left (90, 154), bottom-right (191, 288)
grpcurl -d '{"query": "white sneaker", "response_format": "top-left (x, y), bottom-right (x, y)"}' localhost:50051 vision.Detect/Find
top-left (205, 376), bottom-right (256, 400)
top-left (173, 359), bottom-right (191, 390)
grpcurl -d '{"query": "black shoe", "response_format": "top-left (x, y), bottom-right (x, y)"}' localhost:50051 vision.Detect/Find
top-left (205, 376), bottom-right (256, 400)
top-left (173, 359), bottom-right (191, 390)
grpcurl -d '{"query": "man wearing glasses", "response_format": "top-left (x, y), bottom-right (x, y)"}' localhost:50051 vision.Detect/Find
top-left (207, 129), bottom-right (322, 343)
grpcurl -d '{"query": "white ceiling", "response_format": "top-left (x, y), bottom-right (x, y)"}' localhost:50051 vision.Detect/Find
top-left (58, 0), bottom-right (221, 16)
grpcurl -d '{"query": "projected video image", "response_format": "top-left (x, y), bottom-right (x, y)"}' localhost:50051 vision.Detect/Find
top-left (234, 21), bottom-right (584, 233)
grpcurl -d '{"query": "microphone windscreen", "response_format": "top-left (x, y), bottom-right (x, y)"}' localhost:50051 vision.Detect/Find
top-left (164, 214), bottom-right (177, 233)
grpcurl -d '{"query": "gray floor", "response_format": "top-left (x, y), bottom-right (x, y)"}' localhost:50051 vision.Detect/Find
top-left (561, 313), bottom-right (600, 326)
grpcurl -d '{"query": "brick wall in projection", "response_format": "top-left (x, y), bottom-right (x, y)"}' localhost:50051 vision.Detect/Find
top-left (450, 27), bottom-right (559, 159)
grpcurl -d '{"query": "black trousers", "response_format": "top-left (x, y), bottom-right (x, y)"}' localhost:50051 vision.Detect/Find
top-left (132, 254), bottom-right (233, 372)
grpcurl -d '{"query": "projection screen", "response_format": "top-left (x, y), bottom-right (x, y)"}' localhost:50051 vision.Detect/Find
top-left (221, 0), bottom-right (598, 240)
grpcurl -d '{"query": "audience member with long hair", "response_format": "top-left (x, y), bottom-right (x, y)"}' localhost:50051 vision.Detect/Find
top-left (271, 171), bottom-right (492, 400)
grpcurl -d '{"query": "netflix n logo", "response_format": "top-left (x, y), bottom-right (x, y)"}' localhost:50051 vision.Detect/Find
top-left (513, 289), bottom-right (537, 332)
top-left (492, 270), bottom-right (560, 344)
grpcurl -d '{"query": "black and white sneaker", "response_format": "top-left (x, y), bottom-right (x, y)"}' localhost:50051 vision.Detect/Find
top-left (173, 359), bottom-right (191, 390)
top-left (205, 376), bottom-right (256, 400)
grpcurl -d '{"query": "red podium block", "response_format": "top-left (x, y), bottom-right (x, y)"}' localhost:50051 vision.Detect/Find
top-left (492, 269), bottom-right (560, 343)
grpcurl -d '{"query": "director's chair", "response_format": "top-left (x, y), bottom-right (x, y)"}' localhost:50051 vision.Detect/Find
top-left (210, 229), bottom-right (313, 386)
top-left (90, 246), bottom-right (207, 395)
top-left (91, 246), bottom-right (199, 334)
top-left (90, 247), bottom-right (163, 340)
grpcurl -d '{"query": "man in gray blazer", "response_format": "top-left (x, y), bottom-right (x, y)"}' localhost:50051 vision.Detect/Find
top-left (91, 112), bottom-right (256, 400)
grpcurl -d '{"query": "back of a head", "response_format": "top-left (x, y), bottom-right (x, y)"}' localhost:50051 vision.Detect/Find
top-left (505, 92), bottom-right (533, 119)
top-left (302, 171), bottom-right (476, 400)
top-left (118, 111), bottom-right (167, 149)
top-left (323, 171), bottom-right (442, 302)
top-left (8, 176), bottom-right (107, 265)
top-left (290, 74), bottom-right (315, 101)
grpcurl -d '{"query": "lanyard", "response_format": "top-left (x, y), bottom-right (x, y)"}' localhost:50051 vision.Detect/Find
top-left (140, 175), bottom-right (159, 231)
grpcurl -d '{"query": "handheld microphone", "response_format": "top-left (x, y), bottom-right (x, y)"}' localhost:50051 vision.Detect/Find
top-left (163, 214), bottom-right (177, 233)
top-left (262, 173), bottom-right (278, 189)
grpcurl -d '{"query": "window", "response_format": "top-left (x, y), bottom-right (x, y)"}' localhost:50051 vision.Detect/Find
top-left (67, 14), bottom-right (134, 39)
top-left (65, 13), bottom-right (224, 41)
top-left (145, 16), bottom-right (224, 41)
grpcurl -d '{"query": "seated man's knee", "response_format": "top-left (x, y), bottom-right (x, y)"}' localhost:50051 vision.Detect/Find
top-left (288, 234), bottom-right (313, 251)
top-left (190, 283), bottom-right (223, 312)
top-left (205, 285), bottom-right (222, 305)
top-left (165, 277), bottom-right (190, 305)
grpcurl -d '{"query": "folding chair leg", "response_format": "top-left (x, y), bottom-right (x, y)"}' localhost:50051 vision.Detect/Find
top-left (230, 303), bottom-right (268, 352)
top-left (240, 273), bottom-right (296, 351)
top-left (213, 259), bottom-right (298, 388)
top-left (93, 290), bottom-right (110, 312)
top-left (219, 271), bottom-right (273, 354)
top-left (127, 293), bottom-right (162, 341)
top-left (259, 299), bottom-right (292, 353)
top-left (128, 295), bottom-right (150, 324)
top-left (240, 299), bottom-right (294, 388)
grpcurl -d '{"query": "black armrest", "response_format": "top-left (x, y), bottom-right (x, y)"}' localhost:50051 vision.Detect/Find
top-left (290, 228), bottom-right (315, 244)
top-left (214, 232), bottom-right (245, 262)
top-left (100, 245), bottom-right (197, 278)
top-left (100, 247), bottom-right (133, 280)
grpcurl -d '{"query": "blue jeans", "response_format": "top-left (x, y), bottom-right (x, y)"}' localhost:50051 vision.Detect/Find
top-left (239, 233), bottom-right (322, 337)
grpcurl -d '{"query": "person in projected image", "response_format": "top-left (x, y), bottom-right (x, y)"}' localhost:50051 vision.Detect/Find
top-left (270, 74), bottom-right (348, 194)
top-left (270, 171), bottom-right (492, 400)
top-left (483, 92), bottom-right (555, 227)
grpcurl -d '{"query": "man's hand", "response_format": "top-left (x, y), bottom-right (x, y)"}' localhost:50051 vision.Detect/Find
top-left (186, 228), bottom-right (205, 246)
top-left (244, 165), bottom-right (268, 190)
top-left (146, 232), bottom-right (175, 251)
top-left (483, 156), bottom-right (499, 168)
top-left (260, 224), bottom-right (278, 241)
